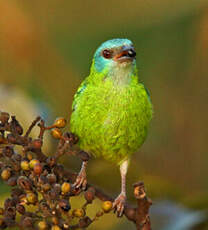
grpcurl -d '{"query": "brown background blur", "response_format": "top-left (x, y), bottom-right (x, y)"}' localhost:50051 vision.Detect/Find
top-left (0, 1), bottom-right (208, 229)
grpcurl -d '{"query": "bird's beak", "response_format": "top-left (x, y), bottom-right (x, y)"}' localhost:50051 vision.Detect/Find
top-left (114, 46), bottom-right (136, 63)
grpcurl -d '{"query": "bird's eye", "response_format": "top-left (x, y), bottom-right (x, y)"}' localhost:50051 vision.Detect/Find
top-left (102, 49), bottom-right (112, 59)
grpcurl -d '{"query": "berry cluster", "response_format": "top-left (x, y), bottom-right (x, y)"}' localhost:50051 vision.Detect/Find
top-left (0, 111), bottom-right (151, 230)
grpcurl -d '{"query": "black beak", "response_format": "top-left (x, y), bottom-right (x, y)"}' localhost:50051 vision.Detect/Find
top-left (126, 48), bottom-right (136, 58)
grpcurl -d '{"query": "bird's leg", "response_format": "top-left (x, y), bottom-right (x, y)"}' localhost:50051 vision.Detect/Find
top-left (73, 161), bottom-right (88, 190)
top-left (113, 159), bottom-right (129, 217)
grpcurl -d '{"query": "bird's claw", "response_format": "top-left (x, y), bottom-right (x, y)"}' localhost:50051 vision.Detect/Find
top-left (113, 193), bottom-right (126, 217)
top-left (73, 171), bottom-right (87, 190)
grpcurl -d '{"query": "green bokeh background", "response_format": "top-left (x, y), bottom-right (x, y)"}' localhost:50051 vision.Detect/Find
top-left (0, 0), bottom-right (208, 229)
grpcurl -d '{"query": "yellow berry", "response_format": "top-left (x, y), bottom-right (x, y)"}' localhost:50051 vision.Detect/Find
top-left (38, 221), bottom-right (48, 230)
top-left (26, 192), bottom-right (37, 204)
top-left (1, 169), bottom-right (11, 180)
top-left (51, 225), bottom-right (61, 230)
top-left (102, 201), bottom-right (113, 213)
top-left (51, 128), bottom-right (62, 139)
top-left (21, 161), bottom-right (30, 171)
top-left (27, 153), bottom-right (33, 161)
top-left (61, 182), bottom-right (71, 194)
top-left (73, 208), bottom-right (85, 218)
top-left (42, 183), bottom-right (51, 192)
top-left (53, 118), bottom-right (67, 128)
top-left (29, 159), bottom-right (40, 169)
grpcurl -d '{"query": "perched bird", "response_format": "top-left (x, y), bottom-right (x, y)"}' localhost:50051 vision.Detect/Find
top-left (70, 38), bottom-right (153, 216)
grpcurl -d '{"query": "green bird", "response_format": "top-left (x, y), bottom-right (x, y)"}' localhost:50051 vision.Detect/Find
top-left (70, 38), bottom-right (153, 216)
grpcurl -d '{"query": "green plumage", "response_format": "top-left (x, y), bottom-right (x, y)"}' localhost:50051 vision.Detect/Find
top-left (70, 39), bottom-right (153, 165)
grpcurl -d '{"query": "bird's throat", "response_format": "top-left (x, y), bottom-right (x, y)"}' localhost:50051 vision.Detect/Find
top-left (108, 63), bottom-right (135, 86)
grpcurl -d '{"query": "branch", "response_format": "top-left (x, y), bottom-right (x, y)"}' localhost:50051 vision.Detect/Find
top-left (0, 111), bottom-right (152, 230)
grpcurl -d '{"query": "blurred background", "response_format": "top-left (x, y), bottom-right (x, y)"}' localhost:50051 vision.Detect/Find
top-left (0, 0), bottom-right (208, 229)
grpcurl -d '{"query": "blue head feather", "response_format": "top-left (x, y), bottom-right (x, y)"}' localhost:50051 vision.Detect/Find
top-left (93, 38), bottom-right (134, 72)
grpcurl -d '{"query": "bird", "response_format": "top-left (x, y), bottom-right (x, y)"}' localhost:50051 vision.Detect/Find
top-left (70, 38), bottom-right (153, 216)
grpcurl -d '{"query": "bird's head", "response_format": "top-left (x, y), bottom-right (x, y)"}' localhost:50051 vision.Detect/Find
top-left (92, 39), bottom-right (137, 78)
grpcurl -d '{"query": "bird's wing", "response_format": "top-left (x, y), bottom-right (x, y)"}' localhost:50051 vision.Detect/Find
top-left (72, 80), bottom-right (87, 111)
top-left (142, 84), bottom-right (152, 103)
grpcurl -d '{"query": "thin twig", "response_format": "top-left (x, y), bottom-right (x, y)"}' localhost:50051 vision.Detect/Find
top-left (24, 116), bottom-right (41, 137)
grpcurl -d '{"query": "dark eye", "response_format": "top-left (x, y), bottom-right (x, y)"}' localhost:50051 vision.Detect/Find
top-left (102, 49), bottom-right (112, 59)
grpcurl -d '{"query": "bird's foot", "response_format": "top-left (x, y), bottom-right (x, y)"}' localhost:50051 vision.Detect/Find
top-left (73, 168), bottom-right (87, 190)
top-left (113, 193), bottom-right (126, 217)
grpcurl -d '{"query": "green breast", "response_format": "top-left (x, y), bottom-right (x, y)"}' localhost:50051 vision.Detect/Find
top-left (70, 78), bottom-right (153, 165)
